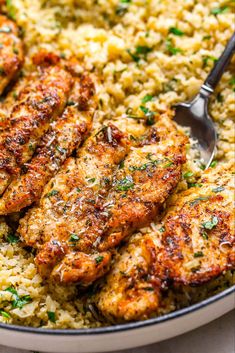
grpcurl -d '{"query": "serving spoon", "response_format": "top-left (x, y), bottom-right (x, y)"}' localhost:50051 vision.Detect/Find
top-left (174, 31), bottom-right (235, 168)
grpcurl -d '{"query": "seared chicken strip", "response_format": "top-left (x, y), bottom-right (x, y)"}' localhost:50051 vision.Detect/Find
top-left (19, 115), bottom-right (187, 286)
top-left (18, 125), bottom-right (130, 283)
top-left (0, 58), bottom-right (72, 195)
top-left (98, 116), bottom-right (187, 252)
top-left (96, 163), bottom-right (235, 321)
top-left (0, 15), bottom-right (23, 95)
top-left (0, 75), bottom-right (96, 214)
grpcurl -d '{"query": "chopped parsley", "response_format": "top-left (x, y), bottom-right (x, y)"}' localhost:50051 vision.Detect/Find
top-left (143, 287), bottom-right (154, 291)
top-left (116, 0), bottom-right (131, 16)
top-left (119, 160), bottom-right (125, 169)
top-left (202, 216), bottom-right (218, 230)
top-left (141, 94), bottom-right (153, 104)
top-left (4, 287), bottom-right (31, 309)
top-left (136, 46), bottom-right (152, 55)
top-left (201, 232), bottom-right (208, 240)
top-left (6, 233), bottom-right (20, 244)
top-left (70, 234), bottom-right (80, 242)
top-left (67, 101), bottom-right (76, 106)
top-left (6, 0), bottom-right (16, 20)
top-left (56, 146), bottom-right (67, 154)
top-left (163, 161), bottom-right (173, 168)
top-left (202, 56), bottom-right (218, 67)
top-left (95, 255), bottom-right (104, 264)
top-left (76, 187), bottom-right (81, 192)
top-left (212, 186), bottom-right (224, 193)
top-left (194, 251), bottom-right (204, 258)
top-left (169, 27), bottom-right (184, 36)
top-left (129, 159), bottom-right (160, 171)
top-left (159, 226), bottom-right (165, 233)
top-left (209, 160), bottom-right (218, 168)
top-left (188, 182), bottom-right (203, 188)
top-left (183, 171), bottom-right (194, 178)
top-left (229, 77), bottom-right (235, 91)
top-left (0, 310), bottom-right (11, 319)
top-left (166, 38), bottom-right (182, 55)
top-left (190, 196), bottom-right (210, 206)
top-left (202, 35), bottom-right (212, 40)
top-left (46, 190), bottom-right (59, 198)
top-left (211, 6), bottom-right (229, 15)
top-left (47, 311), bottom-right (56, 323)
top-left (87, 177), bottom-right (96, 183)
top-left (216, 93), bottom-right (223, 102)
top-left (116, 175), bottom-right (134, 191)
top-left (127, 45), bottom-right (152, 62)
top-left (139, 106), bottom-right (155, 125)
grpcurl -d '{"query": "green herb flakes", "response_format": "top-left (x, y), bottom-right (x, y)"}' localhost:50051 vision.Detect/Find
top-left (190, 196), bottom-right (210, 206)
top-left (95, 255), bottom-right (104, 264)
top-left (211, 6), bottom-right (229, 15)
top-left (212, 186), bottom-right (224, 193)
top-left (116, 0), bottom-right (131, 16)
top-left (139, 106), bottom-right (155, 125)
top-left (0, 310), bottom-right (11, 319)
top-left (166, 38), bottom-right (182, 55)
top-left (6, 233), bottom-right (20, 244)
top-left (210, 160), bottom-right (218, 168)
top-left (116, 175), bottom-right (134, 191)
top-left (183, 171), bottom-right (194, 178)
top-left (47, 311), bottom-right (56, 323)
top-left (4, 287), bottom-right (32, 309)
top-left (46, 190), bottom-right (59, 198)
top-left (202, 56), bottom-right (218, 66)
top-left (169, 27), bottom-right (184, 36)
top-left (70, 234), bottom-right (80, 242)
top-left (141, 94), bottom-right (153, 104)
top-left (194, 251), bottom-right (204, 258)
top-left (202, 216), bottom-right (218, 230)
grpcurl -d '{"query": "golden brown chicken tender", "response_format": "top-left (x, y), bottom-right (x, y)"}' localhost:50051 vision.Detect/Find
top-left (18, 124), bottom-right (130, 283)
top-left (0, 57), bottom-right (73, 195)
top-left (96, 163), bottom-right (234, 321)
top-left (0, 74), bottom-right (96, 214)
top-left (0, 15), bottom-right (23, 95)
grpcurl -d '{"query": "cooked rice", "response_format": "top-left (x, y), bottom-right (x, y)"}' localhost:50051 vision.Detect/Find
top-left (0, 0), bottom-right (234, 328)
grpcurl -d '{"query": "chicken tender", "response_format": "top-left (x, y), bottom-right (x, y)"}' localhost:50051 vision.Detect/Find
top-left (18, 124), bottom-right (130, 283)
top-left (0, 58), bottom-right (73, 195)
top-left (96, 163), bottom-right (234, 321)
top-left (0, 15), bottom-right (23, 95)
top-left (0, 75), bottom-right (96, 214)
top-left (99, 116), bottom-right (187, 251)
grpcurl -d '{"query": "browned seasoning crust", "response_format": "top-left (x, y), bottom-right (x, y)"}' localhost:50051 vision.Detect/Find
top-left (18, 115), bottom-right (187, 286)
top-left (0, 55), bottom-right (73, 195)
top-left (0, 15), bottom-right (23, 95)
top-left (0, 75), bottom-right (97, 214)
top-left (19, 124), bottom-right (130, 283)
top-left (96, 163), bottom-right (235, 321)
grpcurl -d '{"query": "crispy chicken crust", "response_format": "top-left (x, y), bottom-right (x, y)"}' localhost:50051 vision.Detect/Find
top-left (19, 115), bottom-right (187, 286)
top-left (18, 124), bottom-right (130, 283)
top-left (96, 163), bottom-right (235, 321)
top-left (0, 75), bottom-right (96, 214)
top-left (0, 59), bottom-right (73, 195)
top-left (0, 15), bottom-right (23, 95)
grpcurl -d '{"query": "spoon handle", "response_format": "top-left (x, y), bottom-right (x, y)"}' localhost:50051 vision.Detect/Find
top-left (203, 31), bottom-right (235, 92)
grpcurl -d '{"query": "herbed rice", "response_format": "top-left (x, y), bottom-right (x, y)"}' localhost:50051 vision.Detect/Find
top-left (0, 0), bottom-right (234, 328)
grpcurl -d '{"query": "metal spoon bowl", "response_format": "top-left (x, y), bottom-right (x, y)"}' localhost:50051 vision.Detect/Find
top-left (174, 31), bottom-right (235, 169)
